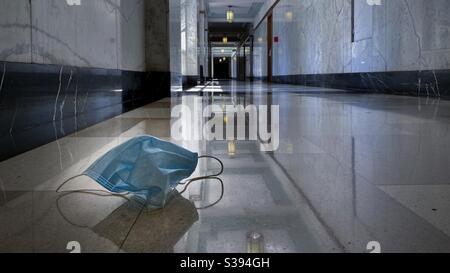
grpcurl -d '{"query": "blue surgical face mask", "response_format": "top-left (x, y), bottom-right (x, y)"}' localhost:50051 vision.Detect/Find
top-left (57, 136), bottom-right (224, 209)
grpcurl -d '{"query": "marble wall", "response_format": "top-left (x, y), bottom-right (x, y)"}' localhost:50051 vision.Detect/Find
top-left (0, 62), bottom-right (170, 162)
top-left (257, 0), bottom-right (450, 76)
top-left (121, 0), bottom-right (146, 72)
top-left (181, 0), bottom-right (198, 77)
top-left (168, 0), bottom-right (207, 88)
top-left (352, 0), bottom-right (450, 73)
top-left (198, 0), bottom-right (208, 79)
top-left (176, 0), bottom-right (201, 88)
top-left (0, 0), bottom-right (147, 72)
top-left (271, 0), bottom-right (352, 76)
top-left (170, 0), bottom-right (182, 90)
top-left (253, 18), bottom-right (267, 78)
top-left (0, 0), bottom-right (31, 63)
top-left (0, 0), bottom-right (172, 161)
top-left (145, 0), bottom-right (170, 72)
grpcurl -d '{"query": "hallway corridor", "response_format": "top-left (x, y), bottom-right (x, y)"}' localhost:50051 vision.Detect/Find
top-left (2, 80), bottom-right (450, 253)
top-left (2, 0), bottom-right (450, 258)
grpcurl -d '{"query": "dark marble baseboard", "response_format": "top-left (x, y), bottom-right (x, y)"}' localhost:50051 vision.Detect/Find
top-left (0, 61), bottom-right (170, 162)
top-left (272, 70), bottom-right (450, 97)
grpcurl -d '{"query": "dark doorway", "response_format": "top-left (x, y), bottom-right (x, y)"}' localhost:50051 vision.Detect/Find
top-left (237, 55), bottom-right (246, 81)
top-left (214, 57), bottom-right (231, 79)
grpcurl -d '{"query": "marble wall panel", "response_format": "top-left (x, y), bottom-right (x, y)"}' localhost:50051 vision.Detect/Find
top-left (253, 18), bottom-right (267, 78)
top-left (386, 0), bottom-right (450, 72)
top-left (351, 39), bottom-right (373, 73)
top-left (0, 0), bottom-right (151, 72)
top-left (0, 0), bottom-right (172, 161)
top-left (145, 0), bottom-right (170, 72)
top-left (372, 2), bottom-right (388, 72)
top-left (31, 0), bottom-right (119, 69)
top-left (170, 0), bottom-right (182, 75)
top-left (169, 0), bottom-right (182, 89)
top-left (272, 0), bottom-right (352, 76)
top-left (0, 61), bottom-right (170, 162)
top-left (262, 0), bottom-right (450, 77)
top-left (354, 0), bottom-right (373, 41)
top-left (180, 0), bottom-right (198, 77)
top-left (119, 0), bottom-right (146, 71)
top-left (0, 0), bottom-right (32, 63)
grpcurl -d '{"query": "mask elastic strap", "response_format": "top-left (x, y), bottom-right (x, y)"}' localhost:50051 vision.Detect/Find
top-left (178, 155), bottom-right (224, 186)
top-left (56, 174), bottom-right (86, 193)
top-left (199, 155), bottom-right (224, 176)
top-left (55, 175), bottom-right (146, 229)
top-left (56, 190), bottom-right (137, 229)
top-left (178, 176), bottom-right (224, 210)
top-left (178, 155), bottom-right (225, 209)
top-left (56, 174), bottom-right (131, 198)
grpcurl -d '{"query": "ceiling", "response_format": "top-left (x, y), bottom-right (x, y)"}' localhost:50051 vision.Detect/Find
top-left (207, 0), bottom-right (267, 45)
top-left (206, 0), bottom-right (266, 23)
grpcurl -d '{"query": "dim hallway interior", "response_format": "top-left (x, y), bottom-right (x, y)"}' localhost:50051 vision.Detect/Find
top-left (1, 0), bottom-right (450, 254)
top-left (1, 80), bottom-right (450, 253)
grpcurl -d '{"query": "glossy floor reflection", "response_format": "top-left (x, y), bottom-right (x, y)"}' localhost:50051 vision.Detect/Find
top-left (1, 80), bottom-right (450, 253)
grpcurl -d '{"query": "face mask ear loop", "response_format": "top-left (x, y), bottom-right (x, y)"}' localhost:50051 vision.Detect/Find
top-left (178, 176), bottom-right (224, 210)
top-left (56, 174), bottom-right (87, 193)
top-left (198, 155), bottom-right (224, 176)
top-left (178, 155), bottom-right (224, 186)
top-left (177, 155), bottom-right (224, 209)
top-left (56, 190), bottom-right (138, 229)
top-left (56, 175), bottom-right (132, 198)
top-left (55, 175), bottom-right (146, 229)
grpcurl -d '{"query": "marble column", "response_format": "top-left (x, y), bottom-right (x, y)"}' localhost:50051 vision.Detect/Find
top-left (170, 0), bottom-right (182, 90)
top-left (198, 0), bottom-right (208, 80)
top-left (181, 0), bottom-right (198, 81)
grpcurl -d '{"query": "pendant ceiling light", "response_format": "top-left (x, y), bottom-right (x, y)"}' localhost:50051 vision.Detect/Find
top-left (285, 11), bottom-right (294, 21)
top-left (227, 6), bottom-right (234, 23)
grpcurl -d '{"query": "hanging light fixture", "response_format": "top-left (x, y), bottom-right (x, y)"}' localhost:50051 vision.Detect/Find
top-left (223, 36), bottom-right (228, 44)
top-left (227, 6), bottom-right (234, 23)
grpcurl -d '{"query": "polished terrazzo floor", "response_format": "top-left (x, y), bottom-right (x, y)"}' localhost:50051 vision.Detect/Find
top-left (1, 80), bottom-right (450, 253)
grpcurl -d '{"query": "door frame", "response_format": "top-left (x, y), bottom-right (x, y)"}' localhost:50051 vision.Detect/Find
top-left (267, 12), bottom-right (273, 83)
top-left (267, 12), bottom-right (273, 82)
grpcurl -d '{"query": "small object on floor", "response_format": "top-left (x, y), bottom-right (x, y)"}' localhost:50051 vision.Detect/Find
top-left (57, 135), bottom-right (224, 209)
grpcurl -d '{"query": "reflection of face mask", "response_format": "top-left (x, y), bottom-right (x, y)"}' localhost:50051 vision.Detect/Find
top-left (57, 136), bottom-right (223, 210)
top-left (93, 192), bottom-right (199, 252)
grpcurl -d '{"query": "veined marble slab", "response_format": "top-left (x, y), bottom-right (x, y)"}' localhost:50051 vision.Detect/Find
top-left (0, 0), bottom-right (32, 63)
top-left (0, 0), bottom-right (147, 71)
